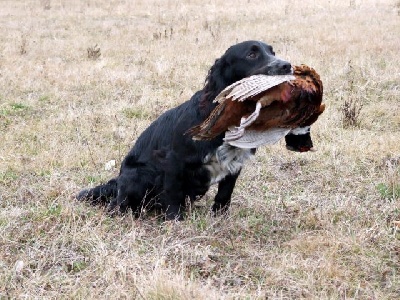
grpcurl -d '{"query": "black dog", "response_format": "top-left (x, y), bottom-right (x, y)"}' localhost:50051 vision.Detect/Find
top-left (78, 40), bottom-right (313, 220)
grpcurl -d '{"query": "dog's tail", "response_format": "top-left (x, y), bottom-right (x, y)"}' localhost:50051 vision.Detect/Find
top-left (76, 178), bottom-right (118, 205)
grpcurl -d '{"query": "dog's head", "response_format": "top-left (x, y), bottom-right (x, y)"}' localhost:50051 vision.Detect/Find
top-left (222, 40), bottom-right (293, 79)
top-left (204, 41), bottom-right (292, 99)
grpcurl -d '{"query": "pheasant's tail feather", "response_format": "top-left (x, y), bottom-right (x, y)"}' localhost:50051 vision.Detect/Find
top-left (186, 102), bottom-right (227, 140)
top-left (185, 124), bottom-right (204, 139)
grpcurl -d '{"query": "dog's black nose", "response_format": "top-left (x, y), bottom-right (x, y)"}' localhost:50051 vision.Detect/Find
top-left (280, 61), bottom-right (292, 73)
top-left (268, 59), bottom-right (292, 75)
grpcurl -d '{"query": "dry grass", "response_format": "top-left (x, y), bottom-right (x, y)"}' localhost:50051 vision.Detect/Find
top-left (1, 0), bottom-right (399, 298)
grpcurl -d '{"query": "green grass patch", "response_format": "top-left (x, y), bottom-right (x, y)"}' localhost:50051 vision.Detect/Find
top-left (0, 169), bottom-right (19, 183)
top-left (0, 103), bottom-right (30, 116)
top-left (376, 183), bottom-right (400, 201)
top-left (46, 204), bottom-right (62, 217)
top-left (188, 209), bottom-right (208, 231)
top-left (122, 107), bottom-right (149, 119)
top-left (38, 94), bottom-right (51, 103)
top-left (85, 175), bottom-right (102, 184)
top-left (66, 261), bottom-right (88, 273)
top-left (29, 204), bottom-right (63, 222)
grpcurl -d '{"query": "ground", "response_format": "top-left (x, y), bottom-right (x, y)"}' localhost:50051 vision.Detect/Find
top-left (0, 0), bottom-right (399, 299)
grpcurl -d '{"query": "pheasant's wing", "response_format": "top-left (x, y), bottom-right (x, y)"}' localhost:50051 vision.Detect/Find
top-left (228, 75), bottom-right (295, 102)
top-left (214, 74), bottom-right (295, 103)
top-left (190, 75), bottom-right (294, 140)
top-left (226, 128), bottom-right (291, 149)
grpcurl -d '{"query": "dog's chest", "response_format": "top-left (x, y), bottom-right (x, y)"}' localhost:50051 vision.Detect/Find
top-left (203, 144), bottom-right (253, 185)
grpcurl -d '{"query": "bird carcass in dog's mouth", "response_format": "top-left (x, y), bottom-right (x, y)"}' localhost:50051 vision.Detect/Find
top-left (188, 64), bottom-right (325, 148)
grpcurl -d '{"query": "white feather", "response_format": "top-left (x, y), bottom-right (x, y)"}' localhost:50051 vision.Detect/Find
top-left (288, 126), bottom-right (311, 135)
top-left (226, 128), bottom-right (291, 149)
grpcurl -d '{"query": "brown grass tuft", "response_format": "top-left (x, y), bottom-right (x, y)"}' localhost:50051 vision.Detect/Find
top-left (87, 44), bottom-right (101, 60)
top-left (19, 35), bottom-right (27, 55)
top-left (341, 96), bottom-right (363, 127)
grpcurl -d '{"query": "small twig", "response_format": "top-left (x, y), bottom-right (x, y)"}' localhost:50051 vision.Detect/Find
top-left (134, 284), bottom-right (146, 300)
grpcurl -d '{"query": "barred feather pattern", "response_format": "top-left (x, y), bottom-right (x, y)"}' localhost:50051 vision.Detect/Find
top-left (214, 74), bottom-right (295, 103)
top-left (226, 128), bottom-right (291, 149)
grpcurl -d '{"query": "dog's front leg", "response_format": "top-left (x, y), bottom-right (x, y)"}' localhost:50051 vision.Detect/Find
top-left (211, 171), bottom-right (241, 215)
top-left (211, 147), bottom-right (256, 215)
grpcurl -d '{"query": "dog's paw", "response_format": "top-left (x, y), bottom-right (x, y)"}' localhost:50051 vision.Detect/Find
top-left (211, 203), bottom-right (230, 217)
top-left (164, 205), bottom-right (184, 221)
top-left (76, 189), bottom-right (91, 201)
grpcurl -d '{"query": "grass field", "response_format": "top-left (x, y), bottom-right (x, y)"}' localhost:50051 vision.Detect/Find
top-left (1, 0), bottom-right (400, 298)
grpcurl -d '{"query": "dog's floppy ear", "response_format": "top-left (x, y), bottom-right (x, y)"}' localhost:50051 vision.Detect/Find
top-left (199, 57), bottom-right (231, 117)
top-left (204, 58), bottom-right (229, 99)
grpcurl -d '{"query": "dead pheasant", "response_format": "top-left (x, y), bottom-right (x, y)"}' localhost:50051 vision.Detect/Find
top-left (187, 64), bottom-right (325, 148)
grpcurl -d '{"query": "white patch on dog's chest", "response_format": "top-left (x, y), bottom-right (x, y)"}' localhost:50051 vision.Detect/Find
top-left (203, 143), bottom-right (254, 185)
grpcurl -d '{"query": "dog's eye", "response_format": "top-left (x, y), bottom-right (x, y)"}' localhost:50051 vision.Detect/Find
top-left (247, 52), bottom-right (258, 59)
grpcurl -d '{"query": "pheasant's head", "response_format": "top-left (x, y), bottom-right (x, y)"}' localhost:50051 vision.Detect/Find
top-left (285, 126), bottom-right (315, 152)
